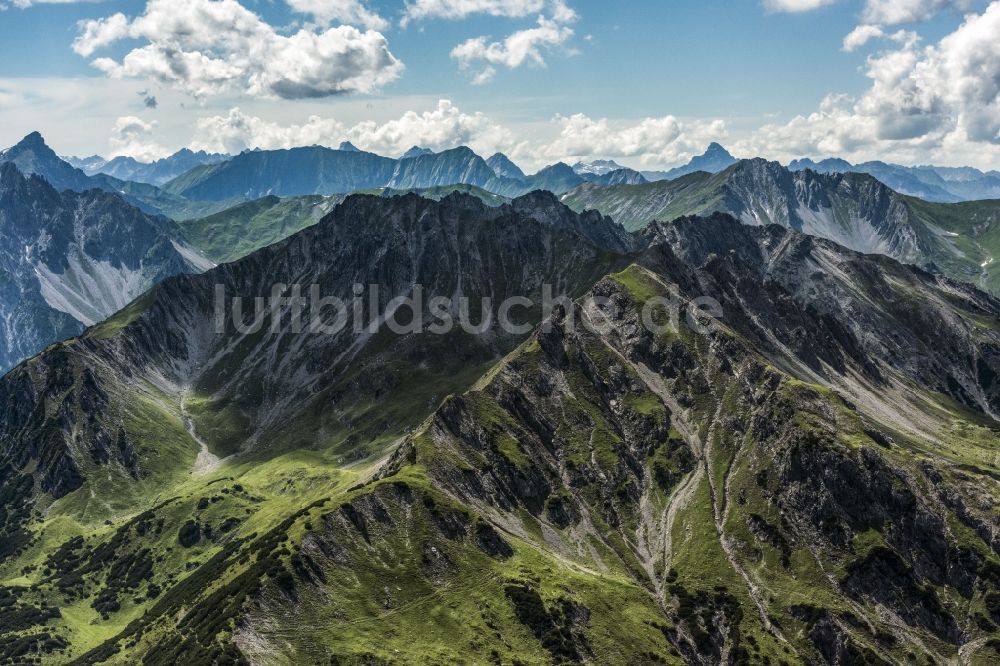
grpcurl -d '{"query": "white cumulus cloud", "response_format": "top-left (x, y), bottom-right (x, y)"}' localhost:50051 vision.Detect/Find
top-left (286, 0), bottom-right (388, 30)
top-left (740, 1), bottom-right (1000, 167)
top-left (861, 0), bottom-right (978, 24)
top-left (540, 113), bottom-right (728, 168)
top-left (402, 0), bottom-right (546, 24)
top-left (764, 0), bottom-right (837, 12)
top-left (450, 1), bottom-right (576, 83)
top-left (188, 100), bottom-right (520, 158)
top-left (108, 116), bottom-right (171, 161)
top-left (72, 0), bottom-right (403, 100)
top-left (842, 24), bottom-right (917, 51)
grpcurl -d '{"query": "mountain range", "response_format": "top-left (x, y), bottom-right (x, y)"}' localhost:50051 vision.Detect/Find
top-left (0, 132), bottom-right (547, 372)
top-left (0, 133), bottom-right (233, 221)
top-left (564, 157), bottom-right (1000, 293)
top-left (789, 156), bottom-right (1000, 203)
top-left (1, 190), bottom-right (999, 663)
top-left (43, 129), bottom-right (1000, 212)
top-left (7, 129), bottom-right (1000, 346)
top-left (162, 144), bottom-right (648, 203)
top-left (66, 149), bottom-right (230, 187)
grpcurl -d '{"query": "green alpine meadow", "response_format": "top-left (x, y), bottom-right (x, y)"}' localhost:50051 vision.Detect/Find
top-left (3, 1), bottom-right (1000, 664)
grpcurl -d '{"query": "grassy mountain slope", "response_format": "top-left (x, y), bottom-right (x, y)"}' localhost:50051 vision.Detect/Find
top-left (1, 198), bottom-right (999, 664)
top-left (902, 197), bottom-right (1000, 293)
top-left (176, 195), bottom-right (339, 264)
top-left (176, 185), bottom-right (506, 266)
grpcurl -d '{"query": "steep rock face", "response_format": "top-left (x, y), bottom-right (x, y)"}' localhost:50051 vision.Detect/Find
top-left (486, 152), bottom-right (527, 180)
top-left (720, 160), bottom-right (924, 264)
top-left (166, 146), bottom-right (398, 200)
top-left (0, 164), bottom-right (207, 373)
top-left (643, 214), bottom-right (1000, 416)
top-left (0, 192), bottom-right (632, 502)
top-left (2, 198), bottom-right (1000, 665)
top-left (400, 215), bottom-right (1000, 662)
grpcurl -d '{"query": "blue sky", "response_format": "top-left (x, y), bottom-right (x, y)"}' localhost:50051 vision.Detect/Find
top-left (0, 0), bottom-right (997, 170)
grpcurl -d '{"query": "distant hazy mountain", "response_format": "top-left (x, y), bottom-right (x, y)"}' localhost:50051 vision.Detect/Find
top-left (0, 163), bottom-right (210, 372)
top-left (386, 146), bottom-right (505, 190)
top-left (164, 145), bottom-right (398, 200)
top-left (572, 159), bottom-right (627, 176)
top-left (1, 132), bottom-right (232, 220)
top-left (643, 142), bottom-right (738, 181)
top-left (519, 162), bottom-right (584, 193)
top-left (789, 157), bottom-right (1000, 202)
top-left (400, 146), bottom-right (434, 159)
top-left (572, 160), bottom-right (647, 185)
top-left (67, 149), bottom-right (230, 186)
top-left (592, 168), bottom-right (647, 186)
top-left (166, 144), bottom-right (598, 201)
top-left (787, 157), bottom-right (854, 173)
top-left (486, 152), bottom-right (526, 180)
top-left (1, 131), bottom-right (107, 193)
top-left (65, 154), bottom-right (106, 172)
top-left (564, 157), bottom-right (1000, 293)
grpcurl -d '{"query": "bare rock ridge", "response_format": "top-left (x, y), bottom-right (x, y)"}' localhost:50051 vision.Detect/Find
top-left (1, 191), bottom-right (999, 664)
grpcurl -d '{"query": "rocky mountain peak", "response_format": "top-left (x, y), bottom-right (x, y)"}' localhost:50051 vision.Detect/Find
top-left (572, 159), bottom-right (627, 176)
top-left (486, 152), bottom-right (526, 180)
top-left (17, 131), bottom-right (47, 149)
top-left (703, 141), bottom-right (730, 155)
top-left (6, 131), bottom-right (60, 163)
top-left (401, 146), bottom-right (434, 159)
top-left (533, 162), bottom-right (575, 177)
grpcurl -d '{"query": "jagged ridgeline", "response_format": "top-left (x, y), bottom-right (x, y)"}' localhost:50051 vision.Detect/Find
top-left (1, 193), bottom-right (1000, 664)
top-left (564, 159), bottom-right (1000, 295)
